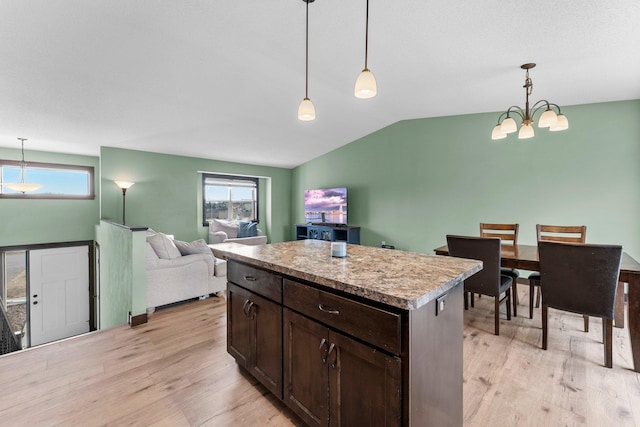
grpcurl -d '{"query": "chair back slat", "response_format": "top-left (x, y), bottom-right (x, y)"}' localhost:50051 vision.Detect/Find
top-left (447, 235), bottom-right (501, 297)
top-left (538, 241), bottom-right (622, 318)
top-left (480, 223), bottom-right (518, 251)
top-left (537, 224), bottom-right (586, 243)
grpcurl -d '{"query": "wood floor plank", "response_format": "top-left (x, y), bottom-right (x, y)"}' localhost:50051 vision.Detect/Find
top-left (1, 290), bottom-right (638, 426)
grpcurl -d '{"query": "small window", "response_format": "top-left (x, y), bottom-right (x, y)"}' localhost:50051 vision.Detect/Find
top-left (203, 174), bottom-right (258, 225)
top-left (0, 160), bottom-right (95, 199)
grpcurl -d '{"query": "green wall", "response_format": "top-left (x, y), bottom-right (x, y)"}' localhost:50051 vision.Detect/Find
top-left (292, 100), bottom-right (640, 260)
top-left (0, 148), bottom-right (100, 247)
top-left (100, 147), bottom-right (292, 244)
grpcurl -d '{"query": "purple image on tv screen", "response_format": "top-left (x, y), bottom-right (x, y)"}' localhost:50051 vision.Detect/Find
top-left (304, 187), bottom-right (347, 224)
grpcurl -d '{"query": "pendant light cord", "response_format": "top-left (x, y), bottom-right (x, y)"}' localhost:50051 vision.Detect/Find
top-left (364, 0), bottom-right (369, 70)
top-left (305, 0), bottom-right (309, 99)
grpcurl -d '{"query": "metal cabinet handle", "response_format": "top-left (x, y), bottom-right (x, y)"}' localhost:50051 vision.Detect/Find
top-left (247, 301), bottom-right (257, 319)
top-left (244, 276), bottom-right (257, 281)
top-left (319, 338), bottom-right (328, 364)
top-left (318, 304), bottom-right (340, 315)
top-left (242, 299), bottom-right (251, 317)
top-left (327, 343), bottom-right (337, 368)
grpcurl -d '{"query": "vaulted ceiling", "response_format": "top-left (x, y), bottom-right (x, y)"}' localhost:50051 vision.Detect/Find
top-left (1, 1), bottom-right (639, 168)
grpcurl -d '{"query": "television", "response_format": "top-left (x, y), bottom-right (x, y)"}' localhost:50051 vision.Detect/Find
top-left (304, 187), bottom-right (347, 224)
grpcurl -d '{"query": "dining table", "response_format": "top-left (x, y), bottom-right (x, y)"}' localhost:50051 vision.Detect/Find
top-left (434, 243), bottom-right (640, 373)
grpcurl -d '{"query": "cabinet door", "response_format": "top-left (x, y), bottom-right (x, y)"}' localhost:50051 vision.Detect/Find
top-left (283, 308), bottom-right (329, 426)
top-left (328, 331), bottom-right (402, 427)
top-left (249, 289), bottom-right (283, 399)
top-left (227, 283), bottom-right (252, 367)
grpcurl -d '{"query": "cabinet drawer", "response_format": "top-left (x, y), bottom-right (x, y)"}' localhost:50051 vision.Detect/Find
top-left (283, 279), bottom-right (401, 355)
top-left (228, 260), bottom-right (282, 303)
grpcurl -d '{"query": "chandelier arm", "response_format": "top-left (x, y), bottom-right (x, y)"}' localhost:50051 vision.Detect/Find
top-left (504, 106), bottom-right (525, 122)
top-left (531, 100), bottom-right (562, 117)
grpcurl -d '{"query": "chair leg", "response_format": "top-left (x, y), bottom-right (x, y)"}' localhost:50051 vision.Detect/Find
top-left (464, 291), bottom-right (469, 310)
top-left (512, 281), bottom-right (518, 317)
top-left (535, 287), bottom-right (541, 308)
top-left (506, 289), bottom-right (512, 321)
top-left (603, 318), bottom-right (613, 368)
top-left (583, 315), bottom-right (589, 333)
top-left (494, 296), bottom-right (500, 336)
top-left (542, 304), bottom-right (548, 350)
top-left (471, 293), bottom-right (475, 308)
top-left (529, 280), bottom-right (535, 319)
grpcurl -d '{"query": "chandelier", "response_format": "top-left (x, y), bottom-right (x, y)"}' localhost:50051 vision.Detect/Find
top-left (3, 138), bottom-right (43, 193)
top-left (491, 63), bottom-right (569, 140)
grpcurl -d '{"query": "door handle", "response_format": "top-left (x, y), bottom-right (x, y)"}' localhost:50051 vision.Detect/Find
top-left (242, 299), bottom-right (252, 317)
top-left (327, 343), bottom-right (337, 368)
top-left (247, 301), bottom-right (256, 319)
top-left (319, 338), bottom-right (328, 364)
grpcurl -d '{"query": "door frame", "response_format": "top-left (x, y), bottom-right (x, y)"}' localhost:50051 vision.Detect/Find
top-left (0, 240), bottom-right (96, 347)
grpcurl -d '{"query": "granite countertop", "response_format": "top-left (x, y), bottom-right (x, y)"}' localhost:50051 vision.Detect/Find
top-left (210, 240), bottom-right (482, 310)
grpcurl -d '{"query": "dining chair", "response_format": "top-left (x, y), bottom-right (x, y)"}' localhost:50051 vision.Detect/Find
top-left (480, 223), bottom-right (520, 316)
top-left (538, 241), bottom-right (622, 368)
top-left (528, 224), bottom-right (587, 322)
top-left (447, 235), bottom-right (512, 335)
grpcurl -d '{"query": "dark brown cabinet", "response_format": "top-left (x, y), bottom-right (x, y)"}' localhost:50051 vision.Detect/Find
top-left (283, 308), bottom-right (401, 427)
top-left (227, 282), bottom-right (282, 399)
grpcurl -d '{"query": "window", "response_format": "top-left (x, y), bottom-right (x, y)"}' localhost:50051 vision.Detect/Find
top-left (0, 160), bottom-right (95, 199)
top-left (203, 174), bottom-right (258, 225)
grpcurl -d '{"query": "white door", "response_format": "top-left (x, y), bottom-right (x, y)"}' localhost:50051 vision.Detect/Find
top-left (29, 245), bottom-right (90, 346)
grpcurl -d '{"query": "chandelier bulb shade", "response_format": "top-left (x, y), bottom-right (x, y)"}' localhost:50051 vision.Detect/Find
top-left (298, 0), bottom-right (316, 121)
top-left (3, 138), bottom-right (43, 193)
top-left (298, 97), bottom-right (316, 121)
top-left (355, 0), bottom-right (376, 99)
top-left (491, 63), bottom-right (568, 140)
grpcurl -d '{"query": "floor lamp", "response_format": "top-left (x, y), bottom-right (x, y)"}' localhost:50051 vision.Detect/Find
top-left (114, 181), bottom-right (135, 224)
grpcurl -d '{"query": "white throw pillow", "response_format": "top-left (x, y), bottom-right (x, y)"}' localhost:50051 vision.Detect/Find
top-left (174, 239), bottom-right (211, 256)
top-left (212, 219), bottom-right (239, 239)
top-left (147, 232), bottom-right (181, 260)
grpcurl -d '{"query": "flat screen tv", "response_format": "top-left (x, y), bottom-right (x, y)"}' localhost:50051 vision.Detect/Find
top-left (304, 187), bottom-right (347, 224)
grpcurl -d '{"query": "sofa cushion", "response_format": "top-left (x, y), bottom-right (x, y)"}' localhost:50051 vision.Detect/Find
top-left (214, 258), bottom-right (227, 277)
top-left (211, 218), bottom-right (238, 239)
top-left (174, 239), bottom-right (212, 256)
top-left (148, 232), bottom-right (182, 260)
top-left (238, 221), bottom-right (258, 238)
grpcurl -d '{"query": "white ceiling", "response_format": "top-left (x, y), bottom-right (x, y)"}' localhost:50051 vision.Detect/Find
top-left (1, 1), bottom-right (639, 169)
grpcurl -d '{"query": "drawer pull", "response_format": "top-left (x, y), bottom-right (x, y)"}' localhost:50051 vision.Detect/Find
top-left (244, 276), bottom-right (258, 281)
top-left (318, 304), bottom-right (340, 315)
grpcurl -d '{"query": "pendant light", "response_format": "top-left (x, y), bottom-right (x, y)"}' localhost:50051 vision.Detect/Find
top-left (298, 0), bottom-right (316, 121)
top-left (491, 63), bottom-right (569, 140)
top-left (354, 0), bottom-right (377, 98)
top-left (3, 138), bottom-right (43, 193)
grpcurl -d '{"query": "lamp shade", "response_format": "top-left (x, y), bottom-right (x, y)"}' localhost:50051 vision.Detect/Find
top-left (114, 181), bottom-right (135, 190)
top-left (3, 182), bottom-right (43, 193)
top-left (538, 109), bottom-right (558, 128)
top-left (354, 69), bottom-right (377, 98)
top-left (298, 97), bottom-right (316, 121)
top-left (549, 114), bottom-right (569, 131)
top-left (500, 117), bottom-right (517, 134)
top-left (518, 123), bottom-right (535, 139)
top-left (491, 124), bottom-right (507, 140)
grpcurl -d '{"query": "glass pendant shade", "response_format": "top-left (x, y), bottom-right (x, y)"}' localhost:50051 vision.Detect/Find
top-left (538, 109), bottom-right (558, 128)
top-left (491, 124), bottom-right (507, 140)
top-left (354, 69), bottom-right (377, 98)
top-left (500, 117), bottom-right (517, 134)
top-left (3, 182), bottom-right (43, 193)
top-left (549, 114), bottom-right (569, 131)
top-left (298, 97), bottom-right (316, 121)
top-left (518, 123), bottom-right (535, 139)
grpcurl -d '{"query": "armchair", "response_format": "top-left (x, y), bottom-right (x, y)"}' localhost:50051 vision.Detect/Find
top-left (208, 218), bottom-right (267, 246)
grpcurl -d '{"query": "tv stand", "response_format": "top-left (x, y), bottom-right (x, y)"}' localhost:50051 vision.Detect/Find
top-left (295, 224), bottom-right (360, 244)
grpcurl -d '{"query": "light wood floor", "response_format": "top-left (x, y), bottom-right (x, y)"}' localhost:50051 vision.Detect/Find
top-left (1, 288), bottom-right (639, 426)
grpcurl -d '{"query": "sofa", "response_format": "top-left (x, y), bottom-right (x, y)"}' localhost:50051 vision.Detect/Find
top-left (208, 218), bottom-right (267, 246)
top-left (146, 230), bottom-right (227, 312)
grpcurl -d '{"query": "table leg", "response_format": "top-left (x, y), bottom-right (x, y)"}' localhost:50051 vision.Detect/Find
top-left (614, 281), bottom-right (625, 328)
top-left (628, 275), bottom-right (640, 373)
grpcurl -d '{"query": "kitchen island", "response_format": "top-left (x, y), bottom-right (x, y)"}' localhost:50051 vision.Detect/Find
top-left (210, 240), bottom-right (481, 427)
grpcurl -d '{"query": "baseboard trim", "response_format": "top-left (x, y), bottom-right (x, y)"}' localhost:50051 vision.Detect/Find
top-left (131, 313), bottom-right (148, 327)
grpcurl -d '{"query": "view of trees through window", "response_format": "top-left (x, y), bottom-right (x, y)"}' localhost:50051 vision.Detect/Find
top-left (203, 174), bottom-right (258, 224)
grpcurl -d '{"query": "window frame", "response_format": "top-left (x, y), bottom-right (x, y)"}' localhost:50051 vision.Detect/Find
top-left (0, 160), bottom-right (95, 200)
top-left (202, 173), bottom-right (259, 226)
